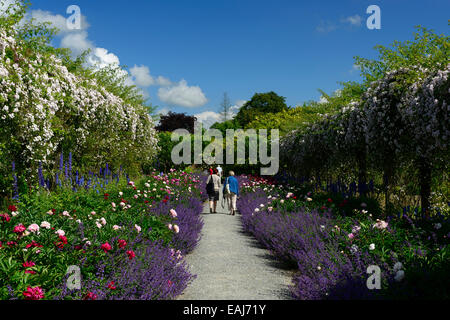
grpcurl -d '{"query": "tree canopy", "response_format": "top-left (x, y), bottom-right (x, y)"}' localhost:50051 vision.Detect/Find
top-left (235, 91), bottom-right (289, 127)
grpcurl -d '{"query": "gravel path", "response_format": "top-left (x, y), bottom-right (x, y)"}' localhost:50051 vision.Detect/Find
top-left (178, 188), bottom-right (295, 300)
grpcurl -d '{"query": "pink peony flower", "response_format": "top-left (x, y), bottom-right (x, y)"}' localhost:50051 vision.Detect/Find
top-left (373, 219), bottom-right (388, 230)
top-left (170, 209), bottom-right (177, 218)
top-left (348, 233), bottom-right (355, 239)
top-left (83, 292), bottom-right (97, 300)
top-left (22, 261), bottom-right (36, 268)
top-left (118, 239), bottom-right (127, 248)
top-left (23, 286), bottom-right (44, 300)
top-left (55, 229), bottom-right (65, 236)
top-left (27, 224), bottom-right (40, 233)
top-left (126, 250), bottom-right (136, 260)
top-left (40, 221), bottom-right (51, 229)
top-left (101, 242), bottom-right (112, 253)
top-left (13, 224), bottom-right (26, 234)
top-left (168, 224), bottom-right (173, 230)
top-left (135, 224), bottom-right (141, 233)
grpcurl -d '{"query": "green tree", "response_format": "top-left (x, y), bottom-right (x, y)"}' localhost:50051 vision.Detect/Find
top-left (354, 26), bottom-right (449, 85)
top-left (235, 91), bottom-right (289, 127)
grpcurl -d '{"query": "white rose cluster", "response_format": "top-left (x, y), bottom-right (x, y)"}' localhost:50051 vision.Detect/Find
top-left (280, 64), bottom-right (449, 202)
top-left (0, 29), bottom-right (159, 178)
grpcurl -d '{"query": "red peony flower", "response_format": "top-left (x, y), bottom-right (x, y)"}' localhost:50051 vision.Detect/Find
top-left (22, 261), bottom-right (36, 268)
top-left (59, 235), bottom-right (68, 244)
top-left (108, 281), bottom-right (116, 290)
top-left (327, 198), bottom-right (333, 203)
top-left (83, 292), bottom-right (97, 300)
top-left (7, 241), bottom-right (17, 247)
top-left (0, 213), bottom-right (11, 223)
top-left (26, 241), bottom-right (43, 249)
top-left (126, 250), bottom-right (136, 260)
top-left (117, 239), bottom-right (127, 248)
top-left (101, 242), bottom-right (112, 253)
top-left (13, 224), bottom-right (26, 234)
top-left (8, 205), bottom-right (17, 212)
top-left (23, 286), bottom-right (44, 300)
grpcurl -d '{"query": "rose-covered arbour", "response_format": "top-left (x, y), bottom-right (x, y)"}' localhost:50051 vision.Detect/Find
top-left (280, 26), bottom-right (449, 213)
top-left (0, 2), bottom-right (159, 196)
top-left (281, 63), bottom-right (449, 213)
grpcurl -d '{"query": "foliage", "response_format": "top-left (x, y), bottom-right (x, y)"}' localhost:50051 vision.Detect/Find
top-left (235, 91), bottom-right (289, 127)
top-left (238, 175), bottom-right (450, 300)
top-left (155, 111), bottom-right (197, 134)
top-left (0, 169), bottom-right (204, 300)
top-left (0, 1), bottom-right (159, 199)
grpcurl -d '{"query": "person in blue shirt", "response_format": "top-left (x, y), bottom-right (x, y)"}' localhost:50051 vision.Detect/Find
top-left (223, 171), bottom-right (239, 215)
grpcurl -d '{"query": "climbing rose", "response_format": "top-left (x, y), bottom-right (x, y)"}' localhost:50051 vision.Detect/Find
top-left (23, 286), bottom-right (44, 300)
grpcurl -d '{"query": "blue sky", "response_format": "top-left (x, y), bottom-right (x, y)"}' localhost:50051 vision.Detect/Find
top-left (22, 0), bottom-right (450, 126)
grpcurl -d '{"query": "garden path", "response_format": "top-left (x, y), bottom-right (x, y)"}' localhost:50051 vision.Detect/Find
top-left (178, 188), bottom-right (294, 300)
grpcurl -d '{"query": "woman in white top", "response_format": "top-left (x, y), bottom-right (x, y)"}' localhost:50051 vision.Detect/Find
top-left (206, 168), bottom-right (221, 213)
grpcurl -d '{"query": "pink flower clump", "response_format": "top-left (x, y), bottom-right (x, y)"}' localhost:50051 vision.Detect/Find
top-left (23, 286), bottom-right (45, 300)
top-left (13, 224), bottom-right (26, 234)
top-left (101, 242), bottom-right (112, 253)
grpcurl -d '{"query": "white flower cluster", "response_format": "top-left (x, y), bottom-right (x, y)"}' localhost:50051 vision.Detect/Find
top-left (0, 29), bottom-right (159, 174)
top-left (280, 65), bottom-right (449, 178)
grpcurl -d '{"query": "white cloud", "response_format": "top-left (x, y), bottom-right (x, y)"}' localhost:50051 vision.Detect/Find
top-left (60, 31), bottom-right (93, 56)
top-left (316, 20), bottom-right (337, 33)
top-left (130, 65), bottom-right (155, 87)
top-left (194, 111), bottom-right (222, 129)
top-left (158, 79), bottom-right (208, 108)
top-left (342, 15), bottom-right (362, 27)
top-left (350, 63), bottom-right (361, 74)
top-left (156, 76), bottom-right (173, 87)
top-left (157, 107), bottom-right (171, 115)
top-left (28, 9), bottom-right (90, 34)
top-left (317, 14), bottom-right (363, 33)
top-left (1, 3), bottom-right (203, 104)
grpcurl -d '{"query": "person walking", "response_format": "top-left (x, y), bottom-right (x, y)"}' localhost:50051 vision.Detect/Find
top-left (223, 171), bottom-right (239, 215)
top-left (216, 165), bottom-right (223, 179)
top-left (206, 168), bottom-right (221, 213)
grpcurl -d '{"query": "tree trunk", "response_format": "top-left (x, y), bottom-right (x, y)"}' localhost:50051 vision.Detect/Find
top-left (358, 153), bottom-right (367, 196)
top-left (418, 158), bottom-right (432, 216)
